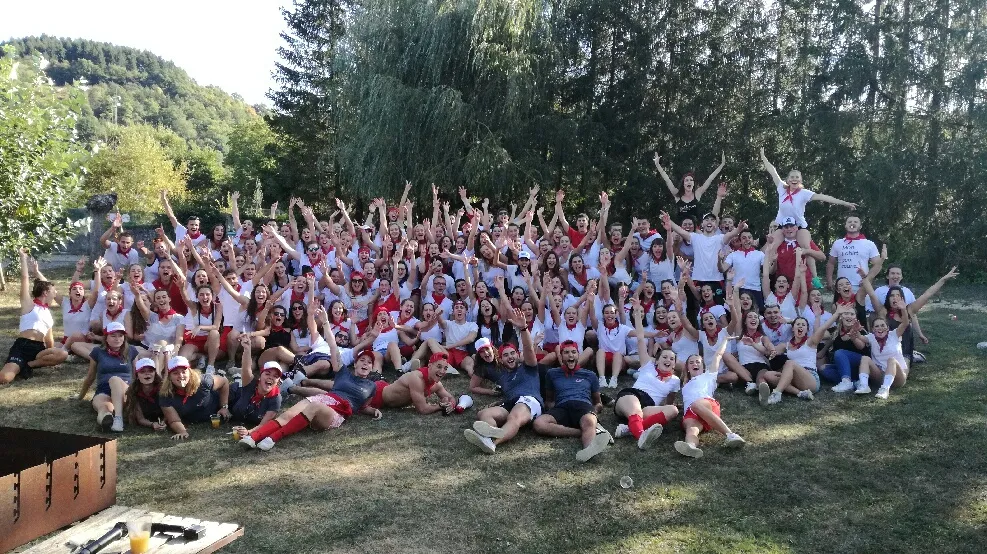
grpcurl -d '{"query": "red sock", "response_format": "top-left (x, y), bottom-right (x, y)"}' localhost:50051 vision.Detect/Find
top-left (269, 413), bottom-right (310, 443)
top-left (249, 419), bottom-right (282, 442)
top-left (642, 412), bottom-right (668, 430)
top-left (627, 414), bottom-right (645, 439)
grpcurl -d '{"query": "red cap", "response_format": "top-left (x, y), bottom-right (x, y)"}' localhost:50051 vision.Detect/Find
top-left (349, 271), bottom-right (365, 281)
top-left (429, 352), bottom-right (450, 365)
top-left (356, 348), bottom-right (375, 363)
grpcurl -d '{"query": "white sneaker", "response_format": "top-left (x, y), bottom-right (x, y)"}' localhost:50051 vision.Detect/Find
top-left (205, 365), bottom-right (216, 376)
top-left (744, 382), bottom-right (758, 395)
top-left (767, 391), bottom-right (782, 405)
top-left (637, 424), bottom-right (663, 450)
top-left (599, 376), bottom-right (608, 389)
top-left (831, 379), bottom-right (854, 393)
top-left (613, 424), bottom-right (631, 439)
top-left (855, 383), bottom-right (871, 395)
top-left (257, 437), bottom-right (276, 451)
top-left (400, 360), bottom-right (412, 372)
top-left (723, 433), bottom-right (746, 448)
top-left (238, 435), bottom-right (257, 449)
top-left (444, 367), bottom-right (460, 375)
top-left (576, 429), bottom-right (613, 462)
top-left (797, 390), bottom-right (814, 401)
top-left (472, 420), bottom-right (506, 439)
top-left (110, 416), bottom-right (124, 433)
top-left (463, 429), bottom-right (496, 454)
top-left (758, 382), bottom-right (771, 406)
top-left (875, 386), bottom-right (891, 400)
top-left (609, 376), bottom-right (619, 389)
top-left (674, 440), bottom-right (703, 458)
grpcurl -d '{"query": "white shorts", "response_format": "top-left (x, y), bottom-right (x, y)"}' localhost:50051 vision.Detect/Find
top-left (509, 395), bottom-right (543, 420)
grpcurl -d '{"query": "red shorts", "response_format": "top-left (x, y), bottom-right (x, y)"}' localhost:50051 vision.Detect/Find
top-left (219, 326), bottom-right (231, 352)
top-left (309, 393), bottom-right (354, 418)
top-left (369, 380), bottom-right (388, 410)
top-left (542, 342), bottom-right (559, 353)
top-left (399, 345), bottom-right (415, 357)
top-left (602, 351), bottom-right (615, 368)
top-left (447, 348), bottom-right (469, 368)
top-left (682, 398), bottom-right (720, 433)
top-left (535, 352), bottom-right (547, 362)
top-left (183, 332), bottom-right (208, 351)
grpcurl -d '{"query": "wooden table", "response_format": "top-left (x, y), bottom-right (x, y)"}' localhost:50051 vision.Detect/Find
top-left (16, 505), bottom-right (243, 553)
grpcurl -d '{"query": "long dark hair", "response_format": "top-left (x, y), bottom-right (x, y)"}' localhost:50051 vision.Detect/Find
top-left (245, 284), bottom-right (271, 329)
top-left (288, 301), bottom-right (309, 337)
top-left (476, 298), bottom-right (501, 345)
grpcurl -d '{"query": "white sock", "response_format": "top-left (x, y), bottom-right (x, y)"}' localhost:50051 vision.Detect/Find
top-left (858, 375), bottom-right (869, 387)
top-left (882, 374), bottom-right (894, 389)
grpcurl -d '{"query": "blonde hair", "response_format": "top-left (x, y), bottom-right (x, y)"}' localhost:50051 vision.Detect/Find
top-left (159, 367), bottom-right (203, 398)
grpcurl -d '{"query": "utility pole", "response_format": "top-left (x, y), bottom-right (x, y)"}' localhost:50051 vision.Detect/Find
top-left (112, 95), bottom-right (122, 125)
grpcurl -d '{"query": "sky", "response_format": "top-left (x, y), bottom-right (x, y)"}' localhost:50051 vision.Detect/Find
top-left (0, 0), bottom-right (292, 105)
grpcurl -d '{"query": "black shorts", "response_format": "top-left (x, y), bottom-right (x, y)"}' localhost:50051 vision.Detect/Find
top-left (614, 388), bottom-right (656, 423)
top-left (769, 354), bottom-right (789, 372)
top-left (4, 337), bottom-right (45, 379)
top-left (546, 400), bottom-right (595, 429)
top-left (744, 362), bottom-right (769, 378)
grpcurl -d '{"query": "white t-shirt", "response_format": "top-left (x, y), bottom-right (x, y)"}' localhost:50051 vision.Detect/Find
top-left (866, 285), bottom-right (916, 312)
top-left (61, 298), bottom-right (92, 338)
top-left (596, 322), bottom-right (632, 354)
top-left (829, 238), bottom-right (879, 289)
top-left (558, 321), bottom-right (586, 349)
top-left (773, 181), bottom-right (815, 228)
top-left (724, 250), bottom-right (765, 291)
top-left (444, 320), bottom-right (478, 348)
top-left (690, 233), bottom-right (725, 282)
top-left (642, 256), bottom-right (675, 286)
top-left (699, 328), bottom-right (731, 373)
top-left (761, 321), bottom-right (793, 346)
top-left (681, 372), bottom-right (718, 412)
top-left (633, 231), bottom-right (663, 253)
top-left (631, 360), bottom-right (680, 403)
top-left (868, 333), bottom-right (907, 370)
top-left (104, 242), bottom-right (141, 273)
top-left (764, 292), bottom-right (798, 321)
top-left (737, 334), bottom-right (769, 366)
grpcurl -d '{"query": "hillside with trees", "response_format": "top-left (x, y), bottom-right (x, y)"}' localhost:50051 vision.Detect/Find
top-left (0, 35), bottom-right (262, 153)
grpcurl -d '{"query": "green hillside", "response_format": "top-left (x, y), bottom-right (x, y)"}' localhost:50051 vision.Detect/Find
top-left (0, 35), bottom-right (262, 152)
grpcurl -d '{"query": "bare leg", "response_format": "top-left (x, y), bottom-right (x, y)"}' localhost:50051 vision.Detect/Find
top-left (386, 342), bottom-right (402, 371)
top-left (578, 347), bottom-right (594, 367)
top-left (578, 413), bottom-right (599, 448)
top-left (594, 349), bottom-right (607, 379)
top-left (689, 398), bottom-right (732, 436)
top-left (108, 376), bottom-right (128, 417)
top-left (30, 348), bottom-right (68, 368)
top-left (796, 228), bottom-right (811, 250)
top-left (0, 363), bottom-right (20, 384)
top-left (71, 342), bottom-right (97, 361)
top-left (532, 415), bottom-right (581, 438)
top-left (205, 330), bottom-right (221, 366)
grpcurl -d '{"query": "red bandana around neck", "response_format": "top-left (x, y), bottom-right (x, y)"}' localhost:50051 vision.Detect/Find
top-left (704, 326), bottom-right (722, 345)
top-left (876, 334), bottom-right (889, 351)
top-left (843, 233), bottom-right (866, 244)
top-left (790, 335), bottom-right (808, 350)
top-left (250, 382), bottom-right (281, 406)
top-left (157, 308), bottom-right (177, 319)
top-left (187, 230), bottom-right (202, 240)
top-left (105, 346), bottom-right (123, 358)
top-left (33, 298), bottom-right (50, 309)
top-left (782, 189), bottom-right (797, 204)
top-left (68, 299), bottom-right (86, 313)
top-left (740, 247), bottom-right (756, 256)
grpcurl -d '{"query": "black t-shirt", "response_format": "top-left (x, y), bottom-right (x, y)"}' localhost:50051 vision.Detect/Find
top-left (830, 331), bottom-right (869, 357)
top-left (230, 381), bottom-right (282, 425)
top-left (676, 197), bottom-right (699, 225)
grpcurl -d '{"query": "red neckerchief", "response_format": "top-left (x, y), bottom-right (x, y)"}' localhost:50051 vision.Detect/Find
top-left (118, 245), bottom-right (133, 257)
top-left (137, 384), bottom-right (159, 403)
top-left (655, 321), bottom-right (670, 333)
top-left (250, 383), bottom-right (281, 406)
top-left (211, 238), bottom-right (223, 250)
top-left (808, 304), bottom-right (825, 316)
top-left (773, 292), bottom-right (787, 304)
top-left (101, 280), bottom-right (115, 293)
top-left (33, 298), bottom-right (50, 309)
top-left (789, 336), bottom-right (808, 350)
top-left (744, 329), bottom-right (763, 341)
top-left (782, 188), bottom-right (797, 204)
top-left (651, 251), bottom-right (664, 263)
top-left (876, 334), bottom-right (889, 351)
top-left (704, 326), bottom-right (722, 345)
top-left (526, 318), bottom-right (534, 331)
top-left (156, 308), bottom-right (177, 319)
top-left (152, 278), bottom-right (165, 290)
top-left (836, 296), bottom-right (854, 306)
top-left (603, 318), bottom-right (620, 335)
top-left (573, 268), bottom-right (588, 286)
top-left (271, 325), bottom-right (286, 333)
top-left (562, 362), bottom-right (580, 377)
top-left (657, 365), bottom-right (674, 379)
top-left (739, 247), bottom-right (756, 257)
top-left (640, 229), bottom-right (657, 239)
top-left (321, 245), bottom-right (334, 255)
top-left (290, 291), bottom-right (306, 304)
top-left (105, 346), bottom-right (124, 359)
top-left (187, 230), bottom-right (202, 240)
top-left (68, 298), bottom-right (86, 313)
top-left (241, 231), bottom-right (254, 242)
top-left (764, 319), bottom-right (783, 332)
top-left (641, 300), bottom-right (654, 315)
top-left (199, 304), bottom-right (214, 317)
top-left (843, 233), bottom-right (866, 244)
top-left (232, 282), bottom-right (242, 292)
top-left (432, 293), bottom-right (446, 305)
top-left (106, 307), bottom-right (123, 319)
top-left (175, 386), bottom-right (190, 405)
top-left (699, 301), bottom-right (716, 318)
top-left (889, 307), bottom-right (903, 321)
top-left (398, 314), bottom-right (413, 326)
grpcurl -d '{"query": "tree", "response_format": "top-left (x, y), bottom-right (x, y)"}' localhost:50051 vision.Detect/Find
top-left (86, 124), bottom-right (188, 215)
top-left (225, 118), bottom-right (277, 194)
top-left (0, 48), bottom-right (88, 260)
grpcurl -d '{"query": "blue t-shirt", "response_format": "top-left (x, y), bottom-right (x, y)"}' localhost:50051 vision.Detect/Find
top-left (230, 381), bottom-right (283, 425)
top-left (477, 362), bottom-right (544, 408)
top-left (331, 368), bottom-right (376, 412)
top-left (159, 373), bottom-right (219, 423)
top-left (545, 367), bottom-right (598, 407)
top-left (90, 346), bottom-right (139, 387)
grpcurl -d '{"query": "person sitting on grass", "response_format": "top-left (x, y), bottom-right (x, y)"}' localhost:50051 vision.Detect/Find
top-left (124, 352), bottom-right (167, 432)
top-left (78, 321), bottom-right (139, 432)
top-left (462, 310), bottom-right (545, 455)
top-left (229, 335), bottom-right (283, 440)
top-left (416, 300), bottom-right (478, 376)
top-left (158, 355), bottom-right (231, 440)
top-left (674, 335), bottom-right (746, 459)
top-left (533, 340), bottom-right (614, 463)
top-left (1, 248), bottom-right (68, 384)
top-left (238, 343), bottom-right (381, 452)
top-left (612, 300), bottom-right (681, 451)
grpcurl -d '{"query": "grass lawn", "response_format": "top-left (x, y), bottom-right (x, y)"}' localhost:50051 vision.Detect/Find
top-left (2, 268), bottom-right (986, 553)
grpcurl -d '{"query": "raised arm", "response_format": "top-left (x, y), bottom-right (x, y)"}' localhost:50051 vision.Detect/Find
top-left (759, 147), bottom-right (784, 187)
top-left (810, 194), bottom-right (857, 210)
top-left (631, 299), bottom-right (652, 368)
top-left (696, 151), bottom-right (726, 200)
top-left (653, 154), bottom-right (678, 197)
top-left (230, 191), bottom-right (243, 232)
top-left (553, 189), bottom-right (571, 232)
top-left (507, 308), bottom-right (538, 367)
top-left (659, 211), bottom-right (691, 241)
top-left (908, 266), bottom-right (959, 314)
top-left (159, 190), bottom-right (180, 231)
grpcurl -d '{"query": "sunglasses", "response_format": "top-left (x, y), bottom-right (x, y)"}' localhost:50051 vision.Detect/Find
top-left (308, 247), bottom-right (319, 252)
top-left (292, 306), bottom-right (305, 311)
top-left (272, 312), bottom-right (286, 317)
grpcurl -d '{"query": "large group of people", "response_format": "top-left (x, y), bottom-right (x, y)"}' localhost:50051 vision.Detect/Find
top-left (2, 149), bottom-right (960, 462)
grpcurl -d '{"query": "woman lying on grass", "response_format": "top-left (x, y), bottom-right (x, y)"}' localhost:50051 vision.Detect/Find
top-left (158, 355), bottom-right (231, 440)
top-left (238, 327), bottom-right (381, 452)
top-left (674, 333), bottom-right (746, 459)
top-left (78, 322), bottom-right (139, 432)
top-left (612, 299), bottom-right (680, 451)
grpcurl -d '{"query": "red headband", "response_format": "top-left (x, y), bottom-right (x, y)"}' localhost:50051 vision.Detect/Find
top-left (497, 343), bottom-right (518, 357)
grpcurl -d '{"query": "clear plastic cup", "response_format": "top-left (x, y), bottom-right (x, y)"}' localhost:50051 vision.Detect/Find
top-left (210, 414), bottom-right (221, 429)
top-left (126, 517), bottom-right (152, 554)
top-left (619, 476), bottom-right (634, 489)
